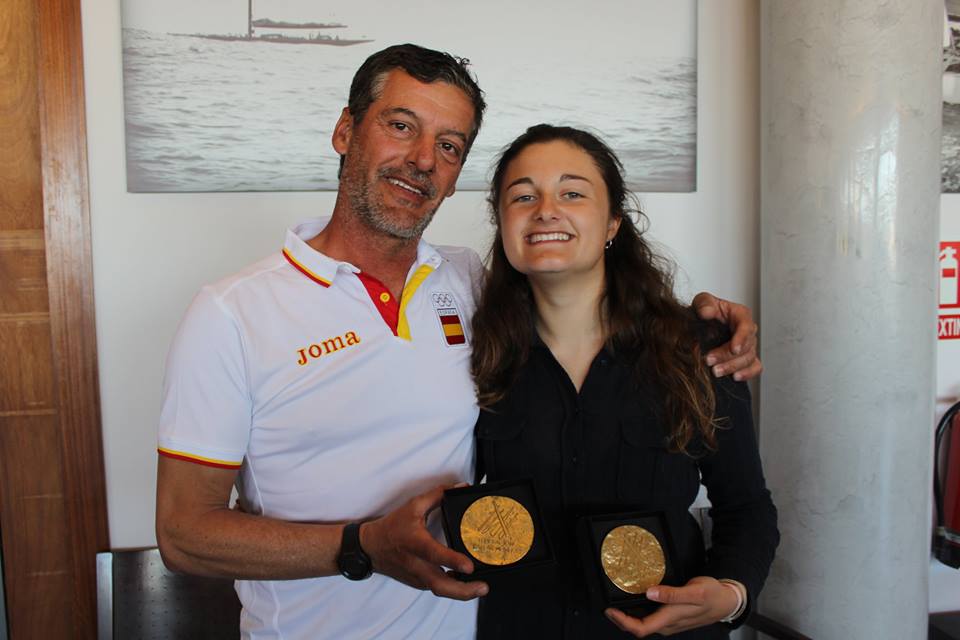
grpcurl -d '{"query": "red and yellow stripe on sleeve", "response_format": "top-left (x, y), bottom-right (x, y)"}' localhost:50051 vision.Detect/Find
top-left (158, 447), bottom-right (243, 470)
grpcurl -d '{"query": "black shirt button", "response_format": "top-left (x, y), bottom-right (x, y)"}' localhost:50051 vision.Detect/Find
top-left (573, 609), bottom-right (580, 616)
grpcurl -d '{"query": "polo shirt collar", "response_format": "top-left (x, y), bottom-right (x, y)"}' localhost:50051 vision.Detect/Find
top-left (282, 218), bottom-right (349, 288)
top-left (413, 237), bottom-right (444, 272)
top-left (282, 217), bottom-right (446, 288)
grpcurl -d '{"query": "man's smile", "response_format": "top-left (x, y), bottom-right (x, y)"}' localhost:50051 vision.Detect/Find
top-left (381, 171), bottom-right (435, 202)
top-left (386, 177), bottom-right (426, 196)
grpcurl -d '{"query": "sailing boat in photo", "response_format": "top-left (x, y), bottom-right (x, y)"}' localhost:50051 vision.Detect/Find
top-left (180, 0), bottom-right (373, 47)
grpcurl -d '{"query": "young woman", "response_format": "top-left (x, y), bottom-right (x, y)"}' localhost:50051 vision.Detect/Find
top-left (470, 125), bottom-right (778, 639)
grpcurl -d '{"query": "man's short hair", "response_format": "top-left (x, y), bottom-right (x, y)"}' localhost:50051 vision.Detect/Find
top-left (344, 43), bottom-right (486, 162)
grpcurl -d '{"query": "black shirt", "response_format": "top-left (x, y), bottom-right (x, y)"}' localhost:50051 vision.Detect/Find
top-left (474, 332), bottom-right (778, 639)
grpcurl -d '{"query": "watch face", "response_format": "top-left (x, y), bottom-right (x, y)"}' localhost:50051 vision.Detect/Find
top-left (339, 522), bottom-right (372, 580)
top-left (339, 552), bottom-right (371, 580)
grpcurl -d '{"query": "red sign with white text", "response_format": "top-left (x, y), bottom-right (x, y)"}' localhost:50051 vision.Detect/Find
top-left (940, 241), bottom-right (960, 340)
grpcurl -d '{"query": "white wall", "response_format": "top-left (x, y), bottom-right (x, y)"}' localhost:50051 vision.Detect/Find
top-left (81, 0), bottom-right (760, 548)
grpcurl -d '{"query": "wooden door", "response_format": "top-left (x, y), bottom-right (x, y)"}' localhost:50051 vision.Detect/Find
top-left (0, 0), bottom-right (109, 637)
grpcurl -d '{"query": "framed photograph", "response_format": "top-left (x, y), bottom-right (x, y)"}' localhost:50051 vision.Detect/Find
top-left (945, 1), bottom-right (960, 193)
top-left (121, 0), bottom-right (697, 193)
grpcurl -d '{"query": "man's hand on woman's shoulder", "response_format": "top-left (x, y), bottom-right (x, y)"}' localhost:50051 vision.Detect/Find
top-left (692, 292), bottom-right (762, 382)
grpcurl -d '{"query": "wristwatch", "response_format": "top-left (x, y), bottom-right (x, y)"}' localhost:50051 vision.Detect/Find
top-left (337, 522), bottom-right (373, 580)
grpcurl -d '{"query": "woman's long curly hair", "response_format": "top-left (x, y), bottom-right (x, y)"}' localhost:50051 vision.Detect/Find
top-left (470, 124), bottom-right (718, 454)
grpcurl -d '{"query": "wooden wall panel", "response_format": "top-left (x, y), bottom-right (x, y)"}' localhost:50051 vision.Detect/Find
top-left (0, 0), bottom-right (109, 636)
top-left (11, 574), bottom-right (73, 639)
top-left (37, 0), bottom-right (111, 633)
top-left (0, 0), bottom-right (43, 230)
top-left (0, 415), bottom-right (71, 599)
top-left (0, 316), bottom-right (56, 413)
top-left (0, 231), bottom-right (49, 315)
top-left (0, 411), bottom-right (72, 640)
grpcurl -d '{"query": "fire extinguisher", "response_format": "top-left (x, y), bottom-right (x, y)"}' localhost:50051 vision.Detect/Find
top-left (943, 246), bottom-right (959, 307)
top-left (935, 400), bottom-right (960, 568)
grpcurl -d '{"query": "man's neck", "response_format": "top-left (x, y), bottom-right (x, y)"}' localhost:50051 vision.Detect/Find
top-left (306, 209), bottom-right (421, 299)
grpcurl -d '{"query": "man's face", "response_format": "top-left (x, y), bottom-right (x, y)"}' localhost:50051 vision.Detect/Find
top-left (333, 70), bottom-right (476, 240)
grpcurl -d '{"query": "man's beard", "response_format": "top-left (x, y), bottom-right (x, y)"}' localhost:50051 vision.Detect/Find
top-left (343, 160), bottom-right (441, 241)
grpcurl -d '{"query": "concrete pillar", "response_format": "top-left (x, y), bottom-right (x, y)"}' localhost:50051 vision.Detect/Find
top-left (759, 2), bottom-right (943, 638)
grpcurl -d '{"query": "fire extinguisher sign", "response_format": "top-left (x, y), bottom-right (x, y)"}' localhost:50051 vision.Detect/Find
top-left (941, 241), bottom-right (960, 340)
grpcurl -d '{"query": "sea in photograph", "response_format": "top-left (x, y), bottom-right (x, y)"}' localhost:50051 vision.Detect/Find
top-left (944, 101), bottom-right (960, 194)
top-left (122, 28), bottom-right (696, 193)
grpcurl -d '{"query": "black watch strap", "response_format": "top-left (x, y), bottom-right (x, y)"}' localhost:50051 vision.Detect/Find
top-left (337, 522), bottom-right (373, 580)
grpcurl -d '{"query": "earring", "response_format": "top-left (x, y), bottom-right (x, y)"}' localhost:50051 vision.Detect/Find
top-left (604, 239), bottom-right (613, 250)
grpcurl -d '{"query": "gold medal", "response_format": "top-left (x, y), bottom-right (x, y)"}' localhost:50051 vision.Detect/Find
top-left (600, 524), bottom-right (666, 594)
top-left (459, 495), bottom-right (535, 566)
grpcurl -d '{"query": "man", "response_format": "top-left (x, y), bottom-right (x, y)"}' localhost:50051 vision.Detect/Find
top-left (156, 44), bottom-right (761, 639)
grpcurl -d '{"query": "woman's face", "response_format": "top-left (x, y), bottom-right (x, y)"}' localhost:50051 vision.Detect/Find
top-left (498, 140), bottom-right (620, 281)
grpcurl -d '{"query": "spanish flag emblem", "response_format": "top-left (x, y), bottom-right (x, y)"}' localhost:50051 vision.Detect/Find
top-left (432, 291), bottom-right (467, 347)
top-left (438, 309), bottom-right (466, 345)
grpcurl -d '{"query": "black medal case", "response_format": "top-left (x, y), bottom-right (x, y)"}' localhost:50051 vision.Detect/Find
top-left (575, 510), bottom-right (683, 613)
top-left (440, 477), bottom-right (554, 580)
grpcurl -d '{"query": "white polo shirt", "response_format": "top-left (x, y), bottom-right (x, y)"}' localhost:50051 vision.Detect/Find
top-left (158, 218), bottom-right (483, 639)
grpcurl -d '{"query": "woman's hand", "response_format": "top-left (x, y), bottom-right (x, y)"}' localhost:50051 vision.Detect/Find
top-left (604, 576), bottom-right (740, 637)
top-left (691, 292), bottom-right (761, 381)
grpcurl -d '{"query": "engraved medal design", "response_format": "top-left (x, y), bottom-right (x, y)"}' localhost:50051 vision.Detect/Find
top-left (600, 525), bottom-right (666, 594)
top-left (431, 292), bottom-right (467, 346)
top-left (459, 495), bottom-right (534, 565)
